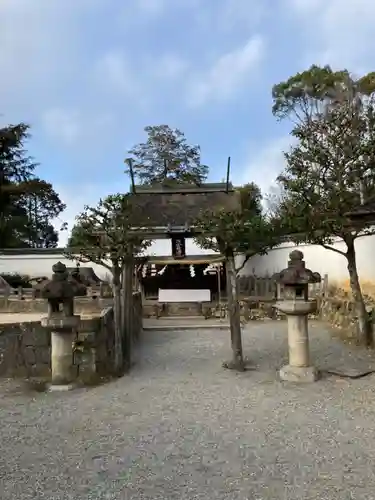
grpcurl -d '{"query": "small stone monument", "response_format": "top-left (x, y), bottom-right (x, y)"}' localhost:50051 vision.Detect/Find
top-left (273, 250), bottom-right (321, 383)
top-left (40, 262), bottom-right (86, 391)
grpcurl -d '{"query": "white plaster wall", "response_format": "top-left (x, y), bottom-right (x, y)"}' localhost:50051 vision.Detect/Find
top-left (236, 234), bottom-right (375, 282)
top-left (143, 238), bottom-right (219, 257)
top-left (0, 254), bottom-right (111, 280)
top-left (3, 235), bottom-right (374, 283)
top-left (0, 238), bottom-right (218, 279)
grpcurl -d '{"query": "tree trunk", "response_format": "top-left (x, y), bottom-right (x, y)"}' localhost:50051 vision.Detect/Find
top-left (122, 257), bottom-right (134, 371)
top-left (346, 237), bottom-right (373, 346)
top-left (224, 251), bottom-right (245, 371)
top-left (112, 269), bottom-right (124, 373)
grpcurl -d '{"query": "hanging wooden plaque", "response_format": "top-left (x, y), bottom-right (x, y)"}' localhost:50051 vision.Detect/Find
top-left (171, 235), bottom-right (186, 259)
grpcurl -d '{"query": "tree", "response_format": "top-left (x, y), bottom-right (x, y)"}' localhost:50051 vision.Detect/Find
top-left (272, 65), bottom-right (375, 345)
top-left (194, 183), bottom-right (280, 371)
top-left (0, 123), bottom-right (34, 247)
top-left (264, 184), bottom-right (287, 219)
top-left (125, 124), bottom-right (209, 185)
top-left (67, 194), bottom-right (151, 372)
top-left (0, 123), bottom-right (65, 248)
top-left (22, 179), bottom-right (66, 248)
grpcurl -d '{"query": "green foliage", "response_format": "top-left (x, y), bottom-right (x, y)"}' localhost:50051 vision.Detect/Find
top-left (272, 65), bottom-right (375, 121)
top-left (22, 178), bottom-right (66, 248)
top-left (0, 123), bottom-right (65, 248)
top-left (238, 182), bottom-right (262, 214)
top-left (125, 124), bottom-right (209, 185)
top-left (272, 65), bottom-right (375, 247)
top-left (193, 183), bottom-right (279, 267)
top-left (67, 193), bottom-right (151, 272)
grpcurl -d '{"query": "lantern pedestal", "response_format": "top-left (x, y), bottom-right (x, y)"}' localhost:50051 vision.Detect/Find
top-left (276, 300), bottom-right (319, 383)
top-left (279, 364), bottom-right (319, 383)
top-left (42, 316), bottom-right (80, 390)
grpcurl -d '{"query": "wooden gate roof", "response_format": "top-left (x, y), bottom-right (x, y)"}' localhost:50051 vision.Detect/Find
top-left (345, 198), bottom-right (375, 223)
top-left (130, 182), bottom-right (240, 229)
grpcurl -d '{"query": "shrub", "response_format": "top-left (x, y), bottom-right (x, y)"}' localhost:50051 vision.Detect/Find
top-left (0, 273), bottom-right (32, 288)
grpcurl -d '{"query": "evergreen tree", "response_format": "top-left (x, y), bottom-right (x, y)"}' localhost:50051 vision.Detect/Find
top-left (125, 125), bottom-right (209, 185)
top-left (0, 123), bottom-right (65, 248)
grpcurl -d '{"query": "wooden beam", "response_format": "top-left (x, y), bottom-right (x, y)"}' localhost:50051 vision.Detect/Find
top-left (132, 182), bottom-right (234, 194)
top-left (135, 254), bottom-right (224, 265)
top-left (226, 156), bottom-right (231, 193)
top-left (125, 158), bottom-right (136, 194)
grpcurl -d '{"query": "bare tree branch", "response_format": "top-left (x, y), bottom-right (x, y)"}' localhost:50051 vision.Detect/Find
top-left (320, 244), bottom-right (347, 256)
top-left (235, 252), bottom-right (255, 275)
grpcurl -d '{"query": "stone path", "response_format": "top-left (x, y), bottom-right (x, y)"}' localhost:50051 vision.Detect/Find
top-left (1, 321), bottom-right (375, 499)
top-left (143, 315), bottom-right (229, 330)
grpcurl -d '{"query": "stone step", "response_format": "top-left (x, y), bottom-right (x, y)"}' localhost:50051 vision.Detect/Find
top-left (143, 316), bottom-right (229, 331)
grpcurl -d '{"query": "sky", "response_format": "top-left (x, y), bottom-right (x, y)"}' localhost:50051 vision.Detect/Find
top-left (1, 0), bottom-right (375, 246)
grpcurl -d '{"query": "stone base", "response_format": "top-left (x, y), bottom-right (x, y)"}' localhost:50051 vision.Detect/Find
top-left (47, 383), bottom-right (77, 392)
top-left (41, 315), bottom-right (80, 330)
top-left (279, 364), bottom-right (319, 383)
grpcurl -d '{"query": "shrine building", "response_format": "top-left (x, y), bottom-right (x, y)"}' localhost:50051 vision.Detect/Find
top-left (130, 182), bottom-right (240, 307)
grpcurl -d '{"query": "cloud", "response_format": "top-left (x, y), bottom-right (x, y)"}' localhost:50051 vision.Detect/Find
top-left (51, 188), bottom-right (88, 248)
top-left (134, 0), bottom-right (167, 16)
top-left (0, 1), bottom-right (98, 88)
top-left (196, 0), bottom-right (266, 34)
top-left (132, 0), bottom-right (265, 32)
top-left (286, 0), bottom-right (375, 72)
top-left (152, 54), bottom-right (189, 80)
top-left (93, 34), bottom-right (266, 112)
top-left (0, 0), bottom-right (112, 125)
top-left (42, 109), bottom-right (82, 145)
top-left (94, 51), bottom-right (139, 96)
top-left (2, 0), bottom-right (330, 251)
top-left (187, 35), bottom-right (265, 107)
top-left (95, 35), bottom-right (266, 110)
top-left (53, 182), bottom-right (120, 247)
top-left (94, 49), bottom-right (187, 97)
top-left (41, 108), bottom-right (115, 147)
top-left (240, 136), bottom-right (293, 195)
top-left (0, 0), bottom-right (267, 122)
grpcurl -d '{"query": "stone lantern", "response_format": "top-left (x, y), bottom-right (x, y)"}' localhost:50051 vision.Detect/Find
top-left (273, 250), bottom-right (321, 383)
top-left (40, 262), bottom-right (86, 390)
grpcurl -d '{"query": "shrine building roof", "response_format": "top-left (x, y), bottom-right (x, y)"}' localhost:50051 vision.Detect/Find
top-left (129, 182), bottom-right (241, 229)
top-left (345, 198), bottom-right (375, 223)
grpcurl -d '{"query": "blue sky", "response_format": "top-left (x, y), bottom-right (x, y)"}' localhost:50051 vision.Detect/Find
top-left (1, 0), bottom-right (374, 245)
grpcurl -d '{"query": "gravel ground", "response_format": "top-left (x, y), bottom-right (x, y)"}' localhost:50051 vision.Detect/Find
top-left (1, 321), bottom-right (375, 499)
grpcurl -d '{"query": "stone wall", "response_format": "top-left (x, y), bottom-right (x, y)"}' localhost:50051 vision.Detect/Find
top-left (319, 295), bottom-right (375, 342)
top-left (143, 301), bottom-right (204, 318)
top-left (0, 296), bottom-right (112, 314)
top-left (143, 299), bottom-right (282, 320)
top-left (74, 308), bottom-right (116, 380)
top-left (0, 311), bottom-right (113, 379)
top-left (0, 292), bottom-right (143, 380)
top-left (0, 320), bottom-right (51, 377)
